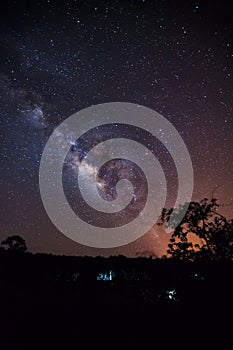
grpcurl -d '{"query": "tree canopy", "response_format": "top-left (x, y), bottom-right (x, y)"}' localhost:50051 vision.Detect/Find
top-left (162, 198), bottom-right (233, 261)
top-left (1, 235), bottom-right (28, 253)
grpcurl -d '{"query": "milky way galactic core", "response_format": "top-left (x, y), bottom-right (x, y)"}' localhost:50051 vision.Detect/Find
top-left (39, 102), bottom-right (193, 248)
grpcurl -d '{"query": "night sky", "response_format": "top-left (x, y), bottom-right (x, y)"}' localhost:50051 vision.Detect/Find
top-left (0, 0), bottom-right (232, 257)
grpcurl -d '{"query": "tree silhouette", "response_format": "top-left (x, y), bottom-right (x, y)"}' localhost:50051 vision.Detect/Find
top-left (1, 235), bottom-right (27, 253)
top-left (162, 198), bottom-right (233, 261)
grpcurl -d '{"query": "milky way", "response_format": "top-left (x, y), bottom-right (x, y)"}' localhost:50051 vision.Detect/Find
top-left (0, 0), bottom-right (232, 257)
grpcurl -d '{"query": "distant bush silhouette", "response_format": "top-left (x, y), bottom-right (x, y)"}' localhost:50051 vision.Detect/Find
top-left (161, 198), bottom-right (233, 261)
top-left (1, 235), bottom-right (27, 253)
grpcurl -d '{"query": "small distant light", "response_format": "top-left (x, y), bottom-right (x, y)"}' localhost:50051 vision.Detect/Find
top-left (167, 289), bottom-right (176, 300)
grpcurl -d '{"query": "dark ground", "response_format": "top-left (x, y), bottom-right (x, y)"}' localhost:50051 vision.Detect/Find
top-left (1, 252), bottom-right (232, 349)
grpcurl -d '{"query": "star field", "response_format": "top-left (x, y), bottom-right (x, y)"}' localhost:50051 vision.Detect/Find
top-left (0, 0), bottom-right (232, 257)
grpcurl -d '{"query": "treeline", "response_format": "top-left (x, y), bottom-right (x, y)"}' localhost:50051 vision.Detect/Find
top-left (1, 197), bottom-right (233, 262)
top-left (1, 248), bottom-right (233, 285)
